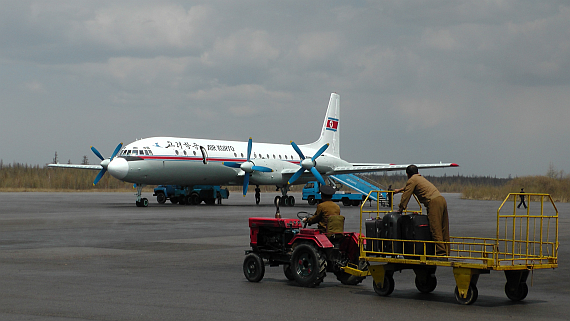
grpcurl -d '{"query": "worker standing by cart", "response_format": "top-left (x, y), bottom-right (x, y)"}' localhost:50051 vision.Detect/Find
top-left (394, 165), bottom-right (449, 257)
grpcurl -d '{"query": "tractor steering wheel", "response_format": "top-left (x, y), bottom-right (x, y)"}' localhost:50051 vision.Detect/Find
top-left (297, 211), bottom-right (312, 228)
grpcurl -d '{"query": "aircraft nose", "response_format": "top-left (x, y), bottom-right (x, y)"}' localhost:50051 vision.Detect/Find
top-left (108, 157), bottom-right (129, 180)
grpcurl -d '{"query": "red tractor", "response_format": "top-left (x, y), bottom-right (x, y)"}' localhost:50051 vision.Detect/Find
top-left (243, 211), bottom-right (366, 287)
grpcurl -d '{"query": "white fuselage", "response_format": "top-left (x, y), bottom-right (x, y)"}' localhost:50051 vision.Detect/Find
top-left (107, 137), bottom-right (350, 187)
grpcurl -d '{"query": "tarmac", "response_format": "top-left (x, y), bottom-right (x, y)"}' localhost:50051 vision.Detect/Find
top-left (0, 192), bottom-right (567, 320)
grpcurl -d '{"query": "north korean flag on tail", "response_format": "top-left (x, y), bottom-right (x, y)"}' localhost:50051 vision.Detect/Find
top-left (326, 117), bottom-right (339, 132)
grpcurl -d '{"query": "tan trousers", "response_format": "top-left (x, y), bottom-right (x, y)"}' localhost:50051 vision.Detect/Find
top-left (426, 196), bottom-right (450, 255)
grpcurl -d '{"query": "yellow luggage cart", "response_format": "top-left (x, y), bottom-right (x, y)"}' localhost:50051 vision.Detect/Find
top-left (343, 192), bottom-right (559, 305)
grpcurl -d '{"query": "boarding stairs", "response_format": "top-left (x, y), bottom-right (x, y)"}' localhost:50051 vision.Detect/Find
top-left (329, 174), bottom-right (387, 204)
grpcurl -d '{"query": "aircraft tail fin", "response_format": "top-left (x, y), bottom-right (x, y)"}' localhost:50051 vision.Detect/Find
top-left (305, 93), bottom-right (340, 158)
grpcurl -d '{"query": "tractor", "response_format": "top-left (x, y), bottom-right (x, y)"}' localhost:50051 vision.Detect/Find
top-left (243, 210), bottom-right (366, 287)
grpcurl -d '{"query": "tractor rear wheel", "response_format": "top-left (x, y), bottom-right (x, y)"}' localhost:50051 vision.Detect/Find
top-left (283, 264), bottom-right (295, 281)
top-left (290, 243), bottom-right (327, 287)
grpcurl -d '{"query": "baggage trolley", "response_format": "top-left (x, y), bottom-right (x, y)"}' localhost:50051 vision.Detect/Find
top-left (343, 191), bottom-right (559, 305)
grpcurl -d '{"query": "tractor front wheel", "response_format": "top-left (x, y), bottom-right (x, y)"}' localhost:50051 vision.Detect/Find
top-left (243, 253), bottom-right (265, 282)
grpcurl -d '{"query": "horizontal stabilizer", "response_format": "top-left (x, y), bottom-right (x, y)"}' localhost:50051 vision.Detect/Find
top-left (328, 162), bottom-right (458, 175)
top-left (48, 164), bottom-right (102, 170)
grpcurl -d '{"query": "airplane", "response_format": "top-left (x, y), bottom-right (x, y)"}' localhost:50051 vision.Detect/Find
top-left (49, 93), bottom-right (458, 207)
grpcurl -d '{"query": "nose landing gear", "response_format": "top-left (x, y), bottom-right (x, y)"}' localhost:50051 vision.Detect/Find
top-left (134, 184), bottom-right (149, 207)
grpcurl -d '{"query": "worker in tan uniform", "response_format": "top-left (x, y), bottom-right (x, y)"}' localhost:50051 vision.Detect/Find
top-left (394, 165), bottom-right (450, 257)
top-left (303, 185), bottom-right (341, 234)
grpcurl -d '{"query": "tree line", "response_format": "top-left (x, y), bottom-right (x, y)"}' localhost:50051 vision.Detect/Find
top-left (1, 160), bottom-right (568, 202)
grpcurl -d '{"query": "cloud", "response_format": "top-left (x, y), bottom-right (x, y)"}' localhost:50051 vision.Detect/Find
top-left (1, 1), bottom-right (570, 176)
top-left (24, 80), bottom-right (46, 93)
top-left (80, 4), bottom-right (213, 51)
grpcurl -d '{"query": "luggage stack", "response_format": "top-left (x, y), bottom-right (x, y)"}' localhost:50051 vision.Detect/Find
top-left (364, 212), bottom-right (433, 257)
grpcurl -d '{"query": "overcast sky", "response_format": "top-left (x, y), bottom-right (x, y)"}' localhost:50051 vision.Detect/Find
top-left (1, 1), bottom-right (569, 177)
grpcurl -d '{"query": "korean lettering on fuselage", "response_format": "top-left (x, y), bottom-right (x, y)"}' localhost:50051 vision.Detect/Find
top-left (165, 141), bottom-right (235, 152)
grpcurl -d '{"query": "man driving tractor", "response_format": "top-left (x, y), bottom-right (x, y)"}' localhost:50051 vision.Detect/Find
top-left (302, 185), bottom-right (341, 234)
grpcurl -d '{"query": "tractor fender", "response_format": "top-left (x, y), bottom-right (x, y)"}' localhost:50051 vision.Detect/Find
top-left (289, 231), bottom-right (334, 249)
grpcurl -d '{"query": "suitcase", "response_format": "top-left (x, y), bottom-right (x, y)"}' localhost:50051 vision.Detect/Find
top-left (365, 218), bottom-right (382, 252)
top-left (380, 212), bottom-right (402, 254)
top-left (399, 214), bottom-right (435, 256)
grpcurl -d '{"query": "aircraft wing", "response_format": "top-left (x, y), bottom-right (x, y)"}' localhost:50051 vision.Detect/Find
top-left (326, 162), bottom-right (459, 175)
top-left (48, 164), bottom-right (102, 170)
top-left (279, 162), bottom-right (458, 176)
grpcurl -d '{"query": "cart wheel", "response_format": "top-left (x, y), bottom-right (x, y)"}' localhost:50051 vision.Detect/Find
top-left (243, 253), bottom-right (265, 282)
top-left (415, 275), bottom-right (437, 293)
top-left (505, 282), bottom-right (528, 302)
top-left (283, 264), bottom-right (295, 281)
top-left (454, 284), bottom-right (478, 305)
top-left (290, 243), bottom-right (327, 288)
top-left (373, 274), bottom-right (395, 296)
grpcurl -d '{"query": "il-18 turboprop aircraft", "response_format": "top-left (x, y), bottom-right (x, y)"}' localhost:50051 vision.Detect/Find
top-left (49, 93), bottom-right (458, 207)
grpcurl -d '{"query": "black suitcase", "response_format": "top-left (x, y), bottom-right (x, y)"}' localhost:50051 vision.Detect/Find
top-left (365, 218), bottom-right (382, 252)
top-left (400, 214), bottom-right (435, 256)
top-left (380, 212), bottom-right (402, 254)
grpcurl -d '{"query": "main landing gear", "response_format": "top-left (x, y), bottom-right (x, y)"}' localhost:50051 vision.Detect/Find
top-left (135, 184), bottom-right (149, 207)
top-left (273, 186), bottom-right (296, 207)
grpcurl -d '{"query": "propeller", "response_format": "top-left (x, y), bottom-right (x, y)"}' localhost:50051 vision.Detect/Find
top-left (288, 142), bottom-right (329, 186)
top-left (91, 143), bottom-right (123, 185)
top-left (223, 138), bottom-right (272, 196)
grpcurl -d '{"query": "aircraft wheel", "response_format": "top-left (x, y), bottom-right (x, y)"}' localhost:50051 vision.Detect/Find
top-left (274, 196), bottom-right (281, 207)
top-left (282, 196), bottom-right (289, 206)
top-left (288, 196), bottom-right (295, 207)
top-left (136, 198), bottom-right (149, 207)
